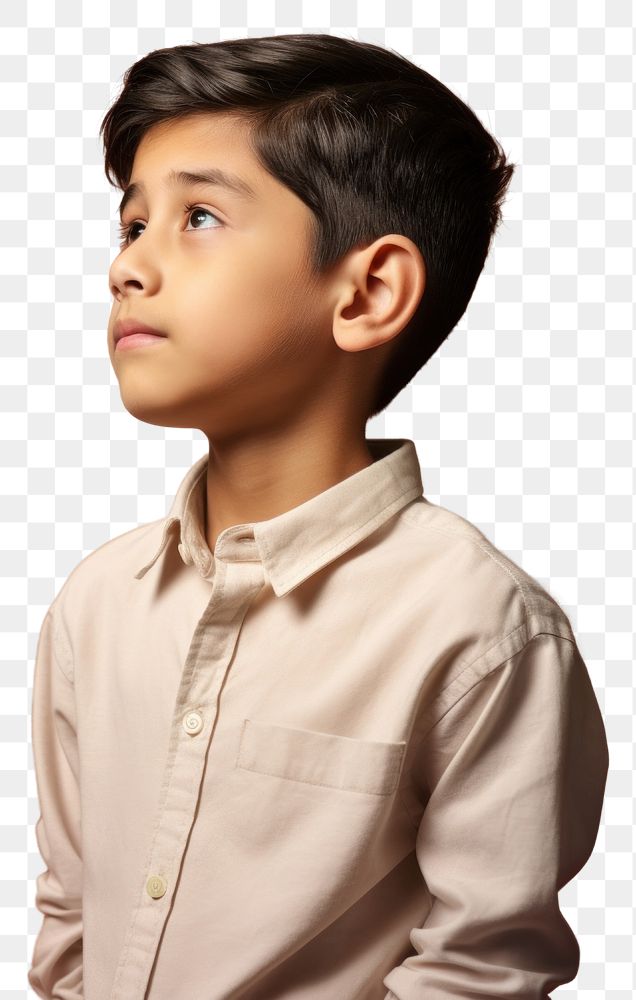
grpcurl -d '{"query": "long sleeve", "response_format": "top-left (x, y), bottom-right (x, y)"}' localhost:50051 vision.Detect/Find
top-left (28, 604), bottom-right (84, 999)
top-left (383, 631), bottom-right (609, 1000)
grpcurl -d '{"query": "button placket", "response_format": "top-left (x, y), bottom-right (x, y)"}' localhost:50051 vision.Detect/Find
top-left (110, 555), bottom-right (266, 999)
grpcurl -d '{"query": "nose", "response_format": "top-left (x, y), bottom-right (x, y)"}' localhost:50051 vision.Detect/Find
top-left (109, 248), bottom-right (154, 301)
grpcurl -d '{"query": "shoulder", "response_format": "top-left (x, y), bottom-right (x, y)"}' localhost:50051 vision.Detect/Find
top-left (401, 496), bottom-right (574, 638)
top-left (396, 498), bottom-right (581, 738)
top-left (398, 497), bottom-right (576, 693)
top-left (48, 517), bottom-right (166, 622)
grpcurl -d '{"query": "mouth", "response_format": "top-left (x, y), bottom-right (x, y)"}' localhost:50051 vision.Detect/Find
top-left (113, 318), bottom-right (168, 352)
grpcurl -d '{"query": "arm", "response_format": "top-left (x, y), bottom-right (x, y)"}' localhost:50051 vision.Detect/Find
top-left (383, 631), bottom-right (609, 999)
top-left (28, 604), bottom-right (84, 998)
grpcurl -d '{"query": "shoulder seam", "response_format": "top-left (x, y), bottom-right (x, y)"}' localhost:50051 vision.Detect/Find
top-left (417, 628), bottom-right (576, 746)
top-left (49, 602), bottom-right (75, 685)
top-left (401, 505), bottom-right (556, 621)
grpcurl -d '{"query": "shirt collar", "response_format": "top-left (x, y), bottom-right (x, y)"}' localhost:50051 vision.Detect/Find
top-left (133, 437), bottom-right (423, 597)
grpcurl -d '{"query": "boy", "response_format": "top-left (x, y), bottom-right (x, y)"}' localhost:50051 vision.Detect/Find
top-left (28, 33), bottom-right (609, 1000)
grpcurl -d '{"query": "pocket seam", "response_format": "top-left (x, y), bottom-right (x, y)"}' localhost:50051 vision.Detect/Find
top-left (235, 718), bottom-right (405, 796)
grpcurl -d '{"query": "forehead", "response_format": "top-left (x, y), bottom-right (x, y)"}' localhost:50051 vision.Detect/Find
top-left (125, 113), bottom-right (262, 197)
top-left (135, 112), bottom-right (253, 161)
top-left (120, 112), bottom-right (312, 223)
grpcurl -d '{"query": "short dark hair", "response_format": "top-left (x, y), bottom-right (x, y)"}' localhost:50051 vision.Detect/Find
top-left (100, 33), bottom-right (516, 419)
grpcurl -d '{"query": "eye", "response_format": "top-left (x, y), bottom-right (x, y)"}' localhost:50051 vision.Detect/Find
top-left (117, 204), bottom-right (222, 248)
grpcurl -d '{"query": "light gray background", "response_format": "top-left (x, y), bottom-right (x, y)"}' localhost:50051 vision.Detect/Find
top-left (1, 1), bottom-right (632, 997)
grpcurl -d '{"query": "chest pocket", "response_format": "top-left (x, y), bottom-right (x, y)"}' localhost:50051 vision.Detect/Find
top-left (235, 718), bottom-right (406, 796)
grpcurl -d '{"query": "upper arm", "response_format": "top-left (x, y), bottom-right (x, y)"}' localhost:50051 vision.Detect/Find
top-left (383, 631), bottom-right (609, 999)
top-left (28, 604), bottom-right (84, 999)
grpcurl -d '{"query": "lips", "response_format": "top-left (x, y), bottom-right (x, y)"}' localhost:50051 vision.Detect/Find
top-left (113, 318), bottom-right (167, 345)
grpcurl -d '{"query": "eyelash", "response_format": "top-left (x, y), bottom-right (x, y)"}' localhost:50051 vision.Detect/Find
top-left (117, 203), bottom-right (222, 248)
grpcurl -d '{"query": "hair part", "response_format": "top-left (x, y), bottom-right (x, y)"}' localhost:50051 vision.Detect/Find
top-left (100, 33), bottom-right (516, 419)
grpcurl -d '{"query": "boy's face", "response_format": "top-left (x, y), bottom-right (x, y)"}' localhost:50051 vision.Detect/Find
top-left (107, 112), bottom-right (347, 436)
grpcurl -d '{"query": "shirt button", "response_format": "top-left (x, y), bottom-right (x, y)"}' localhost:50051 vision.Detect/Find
top-left (146, 874), bottom-right (167, 899)
top-left (183, 710), bottom-right (203, 736)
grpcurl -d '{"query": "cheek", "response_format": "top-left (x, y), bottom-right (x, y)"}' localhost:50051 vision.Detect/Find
top-left (241, 218), bottom-right (314, 305)
top-left (199, 250), bottom-right (311, 343)
top-left (175, 220), bottom-right (319, 368)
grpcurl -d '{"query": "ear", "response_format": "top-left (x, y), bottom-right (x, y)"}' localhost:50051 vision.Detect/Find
top-left (331, 234), bottom-right (426, 354)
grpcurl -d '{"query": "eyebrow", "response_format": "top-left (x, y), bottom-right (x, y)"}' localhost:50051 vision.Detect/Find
top-left (117, 167), bottom-right (257, 220)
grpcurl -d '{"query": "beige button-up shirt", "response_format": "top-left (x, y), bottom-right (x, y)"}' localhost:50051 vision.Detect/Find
top-left (28, 437), bottom-right (609, 999)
